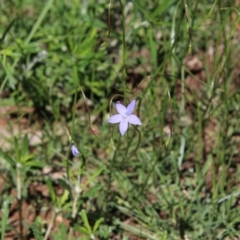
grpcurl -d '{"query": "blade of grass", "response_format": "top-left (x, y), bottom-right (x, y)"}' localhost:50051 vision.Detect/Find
top-left (0, 0), bottom-right (53, 92)
top-left (1, 200), bottom-right (10, 240)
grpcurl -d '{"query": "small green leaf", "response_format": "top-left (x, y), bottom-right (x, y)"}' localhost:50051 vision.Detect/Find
top-left (0, 49), bottom-right (21, 57)
top-left (46, 178), bottom-right (56, 204)
top-left (203, 155), bottom-right (213, 176)
top-left (3, 62), bottom-right (16, 89)
top-left (21, 134), bottom-right (29, 157)
top-left (20, 154), bottom-right (34, 163)
top-left (82, 184), bottom-right (102, 198)
top-left (58, 189), bottom-right (69, 207)
top-left (51, 223), bottom-right (68, 240)
top-left (82, 166), bottom-right (105, 190)
top-left (0, 149), bottom-right (15, 168)
top-left (24, 160), bottom-right (44, 168)
top-left (0, 18), bottom-right (16, 43)
top-left (73, 226), bottom-right (90, 236)
top-left (31, 222), bottom-right (43, 240)
top-left (100, 41), bottom-right (108, 48)
top-left (80, 210), bottom-right (92, 233)
top-left (93, 217), bottom-right (104, 233)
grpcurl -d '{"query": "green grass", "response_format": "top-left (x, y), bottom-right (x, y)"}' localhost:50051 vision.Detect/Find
top-left (1, 0), bottom-right (240, 239)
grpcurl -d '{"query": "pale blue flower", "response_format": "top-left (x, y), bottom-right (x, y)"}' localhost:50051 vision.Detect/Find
top-left (108, 99), bottom-right (141, 136)
top-left (71, 144), bottom-right (80, 156)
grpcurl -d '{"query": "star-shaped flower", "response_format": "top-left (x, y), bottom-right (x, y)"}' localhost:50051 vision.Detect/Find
top-left (108, 99), bottom-right (141, 136)
top-left (71, 144), bottom-right (80, 156)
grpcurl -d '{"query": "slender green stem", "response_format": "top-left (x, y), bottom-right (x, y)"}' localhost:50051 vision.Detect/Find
top-left (118, 0), bottom-right (127, 103)
top-left (72, 175), bottom-right (81, 219)
top-left (78, 85), bottom-right (98, 137)
top-left (68, 175), bottom-right (81, 240)
top-left (71, 87), bottom-right (78, 139)
top-left (183, 0), bottom-right (192, 54)
top-left (180, 66), bottom-right (185, 116)
top-left (43, 209), bottom-right (57, 240)
top-left (128, 126), bottom-right (141, 159)
top-left (16, 163), bottom-right (23, 240)
top-left (107, 0), bottom-right (112, 39)
top-left (1, 200), bottom-right (9, 240)
top-left (106, 136), bottom-right (121, 200)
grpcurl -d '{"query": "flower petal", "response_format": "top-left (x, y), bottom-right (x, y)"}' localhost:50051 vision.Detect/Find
top-left (71, 144), bottom-right (80, 156)
top-left (126, 99), bottom-right (136, 115)
top-left (119, 120), bottom-right (128, 136)
top-left (108, 114), bottom-right (123, 124)
top-left (128, 114), bottom-right (142, 125)
top-left (116, 101), bottom-right (127, 115)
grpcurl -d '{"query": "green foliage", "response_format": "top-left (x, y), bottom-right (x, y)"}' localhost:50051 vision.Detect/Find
top-left (31, 221), bottom-right (43, 240)
top-left (1, 200), bottom-right (10, 240)
top-left (0, 0), bottom-right (240, 239)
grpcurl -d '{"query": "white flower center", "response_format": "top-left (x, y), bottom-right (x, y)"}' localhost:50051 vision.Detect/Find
top-left (123, 114), bottom-right (128, 121)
